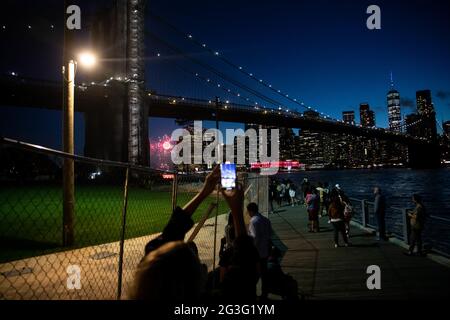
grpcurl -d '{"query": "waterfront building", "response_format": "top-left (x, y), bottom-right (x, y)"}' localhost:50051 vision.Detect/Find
top-left (416, 90), bottom-right (438, 141)
top-left (343, 111), bottom-right (355, 125)
top-left (360, 103), bottom-right (376, 127)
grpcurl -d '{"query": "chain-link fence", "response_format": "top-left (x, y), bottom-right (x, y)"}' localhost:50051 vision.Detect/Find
top-left (0, 138), bottom-right (244, 300)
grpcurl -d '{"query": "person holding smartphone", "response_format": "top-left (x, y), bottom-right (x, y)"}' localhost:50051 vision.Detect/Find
top-left (131, 165), bottom-right (260, 302)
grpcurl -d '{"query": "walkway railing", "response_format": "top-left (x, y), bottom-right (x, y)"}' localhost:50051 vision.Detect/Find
top-left (349, 197), bottom-right (450, 257)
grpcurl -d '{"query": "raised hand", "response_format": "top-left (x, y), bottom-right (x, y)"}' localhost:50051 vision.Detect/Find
top-left (201, 165), bottom-right (220, 196)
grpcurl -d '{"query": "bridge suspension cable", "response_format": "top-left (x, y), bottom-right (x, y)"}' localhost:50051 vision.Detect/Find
top-left (148, 12), bottom-right (337, 120)
top-left (145, 31), bottom-right (289, 110)
top-left (148, 51), bottom-right (276, 110)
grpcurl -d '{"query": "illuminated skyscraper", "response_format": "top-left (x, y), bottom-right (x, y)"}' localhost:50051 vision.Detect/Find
top-left (387, 73), bottom-right (402, 132)
top-left (342, 111), bottom-right (355, 125)
top-left (360, 103), bottom-right (376, 127)
top-left (416, 90), bottom-right (437, 141)
top-left (444, 120), bottom-right (450, 137)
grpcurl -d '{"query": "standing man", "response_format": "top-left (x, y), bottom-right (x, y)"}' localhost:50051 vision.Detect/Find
top-left (373, 187), bottom-right (386, 241)
top-left (247, 202), bottom-right (272, 300)
top-left (306, 188), bottom-right (320, 232)
top-left (406, 194), bottom-right (427, 256)
top-left (300, 178), bottom-right (310, 204)
top-left (269, 180), bottom-right (276, 213)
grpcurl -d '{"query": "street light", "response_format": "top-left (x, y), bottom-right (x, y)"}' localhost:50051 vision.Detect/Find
top-left (78, 52), bottom-right (97, 69)
top-left (62, 51), bottom-right (97, 246)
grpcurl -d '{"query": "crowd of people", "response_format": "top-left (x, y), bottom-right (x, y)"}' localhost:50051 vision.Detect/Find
top-left (129, 167), bottom-right (428, 302)
top-left (269, 177), bottom-right (428, 253)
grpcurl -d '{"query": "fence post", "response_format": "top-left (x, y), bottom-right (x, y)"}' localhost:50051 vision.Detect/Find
top-left (62, 59), bottom-right (75, 247)
top-left (171, 172), bottom-right (178, 212)
top-left (117, 167), bottom-right (130, 300)
top-left (211, 181), bottom-right (220, 290)
top-left (361, 200), bottom-right (367, 227)
top-left (402, 208), bottom-right (410, 245)
top-left (257, 176), bottom-right (260, 205)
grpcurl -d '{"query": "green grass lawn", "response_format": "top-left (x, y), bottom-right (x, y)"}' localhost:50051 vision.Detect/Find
top-left (0, 185), bottom-right (226, 263)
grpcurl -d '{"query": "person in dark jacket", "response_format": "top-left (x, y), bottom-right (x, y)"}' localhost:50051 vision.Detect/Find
top-left (373, 187), bottom-right (387, 241)
top-left (405, 194), bottom-right (427, 256)
top-left (328, 196), bottom-right (349, 247)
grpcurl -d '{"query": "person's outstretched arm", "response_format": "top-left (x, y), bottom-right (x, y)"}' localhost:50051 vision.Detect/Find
top-left (144, 166), bottom-right (220, 256)
top-left (221, 183), bottom-right (246, 237)
top-left (183, 165), bottom-right (220, 217)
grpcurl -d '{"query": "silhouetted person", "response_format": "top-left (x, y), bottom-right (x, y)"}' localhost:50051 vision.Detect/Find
top-left (300, 178), bottom-right (310, 203)
top-left (405, 194), bottom-right (427, 256)
top-left (247, 202), bottom-right (272, 300)
top-left (334, 184), bottom-right (352, 237)
top-left (265, 246), bottom-right (299, 301)
top-left (328, 196), bottom-right (349, 247)
top-left (306, 188), bottom-right (320, 232)
top-left (269, 181), bottom-right (276, 213)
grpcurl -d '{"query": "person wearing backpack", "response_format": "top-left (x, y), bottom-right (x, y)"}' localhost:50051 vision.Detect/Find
top-left (328, 195), bottom-right (349, 248)
top-left (334, 184), bottom-right (352, 238)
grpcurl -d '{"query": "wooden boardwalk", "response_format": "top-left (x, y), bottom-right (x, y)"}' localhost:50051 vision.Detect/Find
top-left (269, 205), bottom-right (450, 300)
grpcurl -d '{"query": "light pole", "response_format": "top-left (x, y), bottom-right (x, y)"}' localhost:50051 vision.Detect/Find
top-left (62, 52), bottom-right (96, 246)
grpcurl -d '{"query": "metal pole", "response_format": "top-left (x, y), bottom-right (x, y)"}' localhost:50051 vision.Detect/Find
top-left (171, 172), bottom-right (178, 212)
top-left (361, 200), bottom-right (367, 227)
top-left (212, 97), bottom-right (220, 287)
top-left (62, 60), bottom-right (75, 246)
top-left (402, 208), bottom-right (410, 245)
top-left (117, 167), bottom-right (130, 300)
top-left (187, 203), bottom-right (217, 243)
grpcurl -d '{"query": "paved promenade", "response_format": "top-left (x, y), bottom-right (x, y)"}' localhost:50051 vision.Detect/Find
top-left (269, 205), bottom-right (450, 299)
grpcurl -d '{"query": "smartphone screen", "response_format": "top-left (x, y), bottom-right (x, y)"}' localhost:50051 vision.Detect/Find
top-left (220, 163), bottom-right (236, 190)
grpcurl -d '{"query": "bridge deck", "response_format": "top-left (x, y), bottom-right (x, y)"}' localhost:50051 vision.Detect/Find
top-left (269, 206), bottom-right (450, 300)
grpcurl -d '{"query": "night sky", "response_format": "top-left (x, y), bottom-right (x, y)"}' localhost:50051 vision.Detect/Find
top-left (1, 0), bottom-right (450, 154)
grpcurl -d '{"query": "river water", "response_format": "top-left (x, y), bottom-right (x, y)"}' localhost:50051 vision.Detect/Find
top-left (277, 168), bottom-right (450, 255)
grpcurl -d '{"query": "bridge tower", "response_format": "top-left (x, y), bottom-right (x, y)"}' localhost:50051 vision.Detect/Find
top-left (126, 0), bottom-right (148, 165)
top-left (87, 0), bottom-right (148, 165)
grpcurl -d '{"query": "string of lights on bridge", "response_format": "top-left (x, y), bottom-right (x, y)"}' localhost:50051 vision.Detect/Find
top-left (149, 50), bottom-right (305, 115)
top-left (4, 68), bottom-right (431, 143)
top-left (146, 31), bottom-right (290, 111)
top-left (2, 21), bottom-right (433, 143)
top-left (1, 24), bottom-right (56, 31)
top-left (3, 19), bottom-right (413, 130)
top-left (149, 13), bottom-right (343, 123)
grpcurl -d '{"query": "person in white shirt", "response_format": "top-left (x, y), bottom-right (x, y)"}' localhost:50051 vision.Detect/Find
top-left (247, 202), bottom-right (272, 300)
top-left (289, 188), bottom-right (297, 207)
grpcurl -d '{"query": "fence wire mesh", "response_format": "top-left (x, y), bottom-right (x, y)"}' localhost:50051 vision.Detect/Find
top-left (1, 139), bottom-right (271, 300)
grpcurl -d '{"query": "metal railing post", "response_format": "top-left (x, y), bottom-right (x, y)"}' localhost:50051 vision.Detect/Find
top-left (402, 208), bottom-right (410, 245)
top-left (117, 167), bottom-right (130, 300)
top-left (171, 172), bottom-right (178, 212)
top-left (361, 200), bottom-right (367, 227)
top-left (257, 176), bottom-right (260, 205)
